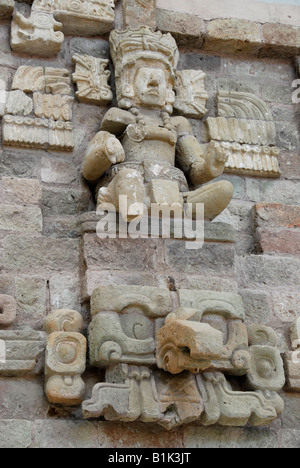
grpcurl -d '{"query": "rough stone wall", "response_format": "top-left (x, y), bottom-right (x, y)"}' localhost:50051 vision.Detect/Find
top-left (0, 0), bottom-right (299, 448)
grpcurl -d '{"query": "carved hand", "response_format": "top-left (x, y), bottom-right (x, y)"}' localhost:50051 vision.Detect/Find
top-left (105, 136), bottom-right (125, 165)
top-left (204, 141), bottom-right (229, 179)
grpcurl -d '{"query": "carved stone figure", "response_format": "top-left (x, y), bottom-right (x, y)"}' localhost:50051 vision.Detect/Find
top-left (82, 286), bottom-right (285, 428)
top-left (44, 310), bottom-right (87, 406)
top-left (284, 320), bottom-right (300, 392)
top-left (82, 27), bottom-right (234, 222)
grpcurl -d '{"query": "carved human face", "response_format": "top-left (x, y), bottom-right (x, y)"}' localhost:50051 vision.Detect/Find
top-left (134, 67), bottom-right (169, 109)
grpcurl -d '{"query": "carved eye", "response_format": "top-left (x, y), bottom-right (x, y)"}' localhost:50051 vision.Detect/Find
top-left (56, 341), bottom-right (77, 364)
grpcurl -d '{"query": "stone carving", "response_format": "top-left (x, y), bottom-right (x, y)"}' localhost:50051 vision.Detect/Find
top-left (83, 286), bottom-right (285, 428)
top-left (82, 26), bottom-right (234, 222)
top-left (2, 66), bottom-right (74, 151)
top-left (11, 10), bottom-right (64, 57)
top-left (206, 91), bottom-right (281, 178)
top-left (4, 91), bottom-right (33, 117)
top-left (89, 286), bottom-right (172, 367)
top-left (32, 0), bottom-right (115, 36)
top-left (2, 116), bottom-right (74, 151)
top-left (0, 294), bottom-right (16, 328)
top-left (0, 330), bottom-right (46, 376)
top-left (12, 66), bottom-right (72, 95)
top-left (44, 310), bottom-right (87, 406)
top-left (174, 70), bottom-right (208, 119)
top-left (10, 0), bottom-right (115, 57)
top-left (33, 93), bottom-right (74, 121)
top-left (72, 54), bottom-right (113, 105)
top-left (284, 320), bottom-right (300, 392)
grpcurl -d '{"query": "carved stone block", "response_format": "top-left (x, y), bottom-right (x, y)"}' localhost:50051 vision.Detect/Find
top-left (0, 330), bottom-right (46, 376)
top-left (11, 10), bottom-right (64, 57)
top-left (33, 93), bottom-right (74, 121)
top-left (2, 115), bottom-right (74, 151)
top-left (5, 91), bottom-right (33, 117)
top-left (0, 295), bottom-right (16, 328)
top-left (174, 70), bottom-right (208, 119)
top-left (72, 54), bottom-right (113, 105)
top-left (44, 310), bottom-right (86, 405)
top-left (206, 91), bottom-right (281, 178)
top-left (32, 0), bottom-right (115, 36)
top-left (89, 286), bottom-right (172, 367)
top-left (12, 66), bottom-right (71, 95)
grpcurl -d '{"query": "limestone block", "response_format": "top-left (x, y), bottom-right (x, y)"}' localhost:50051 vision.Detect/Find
top-left (0, 330), bottom-right (47, 376)
top-left (72, 54), bottom-right (113, 106)
top-left (5, 91), bottom-right (33, 117)
top-left (32, 0), bottom-right (115, 36)
top-left (33, 93), bottom-right (74, 121)
top-left (148, 179), bottom-right (183, 208)
top-left (123, 0), bottom-right (156, 29)
top-left (11, 10), bottom-right (64, 57)
top-left (284, 320), bottom-right (300, 392)
top-left (0, 0), bottom-right (14, 19)
top-left (44, 310), bottom-right (86, 406)
top-left (2, 115), bottom-right (74, 151)
top-left (91, 285), bottom-right (172, 318)
top-left (44, 68), bottom-right (72, 95)
top-left (0, 295), bottom-right (16, 328)
top-left (174, 70), bottom-right (208, 119)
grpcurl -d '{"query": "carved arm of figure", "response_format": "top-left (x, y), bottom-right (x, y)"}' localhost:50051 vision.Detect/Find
top-left (82, 108), bottom-right (134, 182)
top-left (173, 116), bottom-right (229, 186)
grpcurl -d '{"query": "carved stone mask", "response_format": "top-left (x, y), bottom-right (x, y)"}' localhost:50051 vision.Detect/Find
top-left (133, 67), bottom-right (173, 109)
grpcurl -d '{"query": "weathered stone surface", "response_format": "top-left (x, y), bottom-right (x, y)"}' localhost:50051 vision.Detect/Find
top-left (15, 276), bottom-right (47, 328)
top-left (204, 19), bottom-right (261, 55)
top-left (0, 205), bottom-right (42, 232)
top-left (156, 9), bottom-right (205, 45)
top-left (165, 241), bottom-right (235, 276)
top-left (0, 0), bottom-right (14, 19)
top-left (123, 0), bottom-right (156, 29)
top-left (69, 38), bottom-right (110, 59)
top-left (237, 255), bottom-right (300, 289)
top-left (2, 178), bottom-right (42, 205)
top-left (41, 157), bottom-right (78, 185)
top-left (49, 274), bottom-right (81, 311)
top-left (5, 90), bottom-right (33, 116)
top-left (0, 330), bottom-right (46, 376)
top-left (42, 187), bottom-right (91, 217)
top-left (183, 426), bottom-right (278, 448)
top-left (262, 23), bottom-right (300, 57)
top-left (33, 420), bottom-right (98, 448)
top-left (3, 235), bottom-right (80, 272)
top-left (0, 294), bottom-right (16, 328)
top-left (255, 229), bottom-right (300, 256)
top-left (83, 234), bottom-right (159, 271)
top-left (239, 290), bottom-right (272, 325)
top-left (254, 203), bottom-right (300, 229)
top-left (0, 420), bottom-right (32, 448)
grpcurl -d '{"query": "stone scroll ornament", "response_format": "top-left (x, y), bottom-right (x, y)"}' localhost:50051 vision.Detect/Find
top-left (44, 310), bottom-right (87, 406)
top-left (82, 286), bottom-right (285, 429)
top-left (284, 319), bottom-right (300, 392)
top-left (82, 26), bottom-right (234, 222)
top-left (11, 0), bottom-right (116, 57)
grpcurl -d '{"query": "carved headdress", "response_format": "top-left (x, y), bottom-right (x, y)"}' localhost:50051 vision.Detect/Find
top-left (110, 26), bottom-right (180, 109)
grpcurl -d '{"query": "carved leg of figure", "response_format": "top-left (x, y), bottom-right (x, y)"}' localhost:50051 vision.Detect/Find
top-left (98, 168), bottom-right (145, 222)
top-left (184, 180), bottom-right (234, 221)
top-left (139, 371), bottom-right (162, 423)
